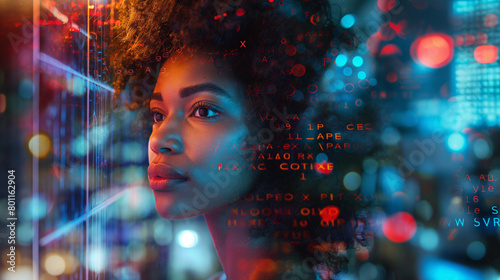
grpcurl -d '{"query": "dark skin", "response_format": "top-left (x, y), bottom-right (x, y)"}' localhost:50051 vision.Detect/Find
top-left (148, 53), bottom-right (319, 279)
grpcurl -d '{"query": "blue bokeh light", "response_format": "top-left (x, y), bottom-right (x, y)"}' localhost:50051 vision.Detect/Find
top-left (352, 56), bottom-right (364, 67)
top-left (335, 54), bottom-right (348, 67)
top-left (340, 14), bottom-right (356, 28)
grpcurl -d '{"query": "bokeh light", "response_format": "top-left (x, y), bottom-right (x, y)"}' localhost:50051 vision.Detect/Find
top-left (29, 133), bottom-right (51, 158)
top-left (466, 241), bottom-right (486, 260)
top-left (341, 14), bottom-right (356, 28)
top-left (447, 133), bottom-right (465, 151)
top-left (335, 54), bottom-right (348, 67)
top-left (411, 33), bottom-right (454, 68)
top-left (474, 45), bottom-right (498, 64)
top-left (382, 212), bottom-right (417, 243)
top-left (177, 230), bottom-right (199, 248)
top-left (44, 254), bottom-right (66, 276)
top-left (343, 171), bottom-right (362, 191)
top-left (419, 228), bottom-right (439, 251)
top-left (352, 56), bottom-right (364, 67)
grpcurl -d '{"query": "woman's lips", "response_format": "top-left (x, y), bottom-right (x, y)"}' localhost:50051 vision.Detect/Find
top-left (148, 163), bottom-right (188, 192)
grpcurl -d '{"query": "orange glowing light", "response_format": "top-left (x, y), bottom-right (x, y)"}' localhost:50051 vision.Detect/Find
top-left (411, 33), bottom-right (454, 68)
top-left (320, 205), bottom-right (340, 223)
top-left (474, 45), bottom-right (498, 64)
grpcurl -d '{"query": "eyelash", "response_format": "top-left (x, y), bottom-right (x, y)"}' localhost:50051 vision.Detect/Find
top-left (149, 101), bottom-right (221, 123)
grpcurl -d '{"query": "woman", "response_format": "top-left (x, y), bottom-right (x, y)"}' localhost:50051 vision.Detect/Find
top-left (111, 0), bottom-right (371, 279)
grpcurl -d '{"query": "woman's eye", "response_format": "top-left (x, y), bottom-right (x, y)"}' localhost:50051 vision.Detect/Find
top-left (192, 106), bottom-right (220, 118)
top-left (152, 111), bottom-right (166, 123)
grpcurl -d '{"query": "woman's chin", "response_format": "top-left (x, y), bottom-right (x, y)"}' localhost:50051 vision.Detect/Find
top-left (154, 198), bottom-right (204, 220)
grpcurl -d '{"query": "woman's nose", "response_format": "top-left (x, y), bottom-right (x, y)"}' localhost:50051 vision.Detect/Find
top-left (149, 120), bottom-right (184, 154)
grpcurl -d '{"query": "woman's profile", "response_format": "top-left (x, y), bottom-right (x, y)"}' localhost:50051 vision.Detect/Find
top-left (111, 0), bottom-right (372, 279)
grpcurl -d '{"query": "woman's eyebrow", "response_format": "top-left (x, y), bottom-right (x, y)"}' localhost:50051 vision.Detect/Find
top-left (150, 83), bottom-right (231, 102)
top-left (179, 83), bottom-right (231, 99)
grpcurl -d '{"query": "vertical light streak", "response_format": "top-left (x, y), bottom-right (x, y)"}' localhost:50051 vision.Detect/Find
top-left (33, 0), bottom-right (40, 279)
top-left (85, 1), bottom-right (91, 279)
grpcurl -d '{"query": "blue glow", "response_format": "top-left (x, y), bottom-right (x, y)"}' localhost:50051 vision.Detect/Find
top-left (316, 153), bottom-right (328, 164)
top-left (358, 43), bottom-right (368, 54)
top-left (89, 247), bottom-right (107, 272)
top-left (324, 69), bottom-right (334, 79)
top-left (335, 54), bottom-right (348, 67)
top-left (352, 56), bottom-right (364, 67)
top-left (292, 90), bottom-right (304, 101)
top-left (358, 71), bottom-right (367, 80)
top-left (473, 138), bottom-right (490, 159)
top-left (369, 78), bottom-right (378, 86)
top-left (421, 257), bottom-right (485, 280)
top-left (343, 171), bottom-right (362, 191)
top-left (447, 133), bottom-right (465, 151)
top-left (177, 230), bottom-right (199, 248)
top-left (343, 67), bottom-right (353, 76)
top-left (19, 79), bottom-right (33, 99)
top-left (334, 80), bottom-right (344, 90)
top-left (340, 14), bottom-right (356, 28)
top-left (467, 241), bottom-right (486, 260)
top-left (419, 229), bottom-right (439, 250)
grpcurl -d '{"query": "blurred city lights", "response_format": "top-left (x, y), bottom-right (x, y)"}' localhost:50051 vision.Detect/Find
top-left (447, 133), bottom-right (465, 151)
top-left (382, 212), bottom-right (417, 243)
top-left (467, 241), bottom-right (486, 260)
top-left (344, 172), bottom-right (362, 191)
top-left (411, 33), bottom-right (454, 68)
top-left (177, 230), bottom-right (199, 248)
top-left (29, 133), bottom-right (51, 158)
top-left (44, 254), bottom-right (66, 276)
top-left (341, 14), bottom-right (356, 28)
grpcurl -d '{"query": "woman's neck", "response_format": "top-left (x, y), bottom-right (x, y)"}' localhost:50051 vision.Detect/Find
top-left (204, 200), bottom-right (317, 280)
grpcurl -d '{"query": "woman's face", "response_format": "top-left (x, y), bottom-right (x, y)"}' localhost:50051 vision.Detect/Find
top-left (148, 54), bottom-right (256, 219)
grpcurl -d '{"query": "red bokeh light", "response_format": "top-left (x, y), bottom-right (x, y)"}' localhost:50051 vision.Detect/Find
top-left (320, 206), bottom-right (340, 223)
top-left (380, 44), bottom-right (402, 56)
top-left (378, 0), bottom-right (396, 11)
top-left (382, 212), bottom-right (417, 243)
top-left (314, 161), bottom-right (332, 175)
top-left (291, 64), bottom-right (306, 77)
top-left (484, 14), bottom-right (498, 28)
top-left (236, 8), bottom-right (245, 17)
top-left (410, 33), bottom-right (454, 68)
top-left (474, 45), bottom-right (498, 64)
top-left (386, 72), bottom-right (398, 83)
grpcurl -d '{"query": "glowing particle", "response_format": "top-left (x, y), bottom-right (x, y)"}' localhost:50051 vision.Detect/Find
top-left (386, 72), bottom-right (398, 83)
top-left (467, 241), bottom-right (486, 260)
top-left (411, 34), bottom-right (454, 68)
top-left (474, 45), bottom-right (498, 64)
top-left (352, 56), bottom-right (363, 67)
top-left (340, 14), bottom-right (356, 28)
top-left (447, 133), bottom-right (465, 151)
top-left (358, 71), bottom-right (367, 79)
top-left (343, 171), bottom-right (361, 191)
top-left (177, 230), bottom-right (199, 248)
top-left (320, 205), bottom-right (339, 223)
top-left (29, 134), bottom-right (51, 158)
top-left (285, 45), bottom-right (297, 56)
top-left (484, 14), bottom-right (498, 28)
top-left (236, 8), bottom-right (245, 16)
top-left (382, 212), bottom-right (417, 243)
top-left (343, 67), bottom-right (353, 76)
top-left (45, 255), bottom-right (66, 276)
top-left (378, 0), bottom-right (396, 11)
top-left (335, 54), bottom-right (348, 67)
top-left (291, 64), bottom-right (306, 77)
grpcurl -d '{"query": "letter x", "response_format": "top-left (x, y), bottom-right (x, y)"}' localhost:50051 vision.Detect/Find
top-left (240, 40), bottom-right (246, 48)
